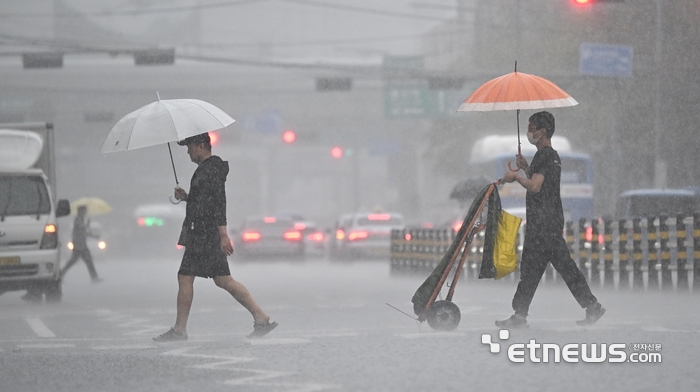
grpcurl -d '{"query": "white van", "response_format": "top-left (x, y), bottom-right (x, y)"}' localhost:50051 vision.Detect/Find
top-left (0, 124), bottom-right (71, 302)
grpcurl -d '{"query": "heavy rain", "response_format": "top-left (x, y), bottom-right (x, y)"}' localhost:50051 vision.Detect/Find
top-left (1, 1), bottom-right (699, 391)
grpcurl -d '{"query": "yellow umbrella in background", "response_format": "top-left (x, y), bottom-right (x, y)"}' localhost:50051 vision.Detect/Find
top-left (71, 197), bottom-right (112, 216)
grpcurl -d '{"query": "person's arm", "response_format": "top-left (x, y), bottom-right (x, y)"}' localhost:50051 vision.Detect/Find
top-left (501, 171), bottom-right (544, 193)
top-left (218, 225), bottom-right (233, 255)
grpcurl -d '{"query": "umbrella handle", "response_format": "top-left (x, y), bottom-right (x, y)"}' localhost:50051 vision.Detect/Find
top-left (508, 161), bottom-right (520, 172)
top-left (169, 195), bottom-right (182, 205)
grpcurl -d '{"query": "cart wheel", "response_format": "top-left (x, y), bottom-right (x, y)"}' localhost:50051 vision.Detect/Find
top-left (426, 300), bottom-right (461, 331)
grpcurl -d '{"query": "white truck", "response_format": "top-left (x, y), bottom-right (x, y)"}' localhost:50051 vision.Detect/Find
top-left (0, 122), bottom-right (70, 302)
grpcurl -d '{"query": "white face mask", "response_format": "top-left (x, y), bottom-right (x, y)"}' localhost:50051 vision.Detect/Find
top-left (527, 131), bottom-right (540, 145)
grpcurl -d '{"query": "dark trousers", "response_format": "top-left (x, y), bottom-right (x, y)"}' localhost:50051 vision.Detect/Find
top-left (61, 248), bottom-right (98, 280)
top-left (512, 234), bottom-right (596, 317)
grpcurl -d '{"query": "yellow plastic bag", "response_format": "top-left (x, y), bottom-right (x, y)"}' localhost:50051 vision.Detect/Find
top-left (493, 210), bottom-right (522, 279)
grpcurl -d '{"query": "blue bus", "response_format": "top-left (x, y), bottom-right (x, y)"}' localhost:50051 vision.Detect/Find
top-left (467, 135), bottom-right (594, 223)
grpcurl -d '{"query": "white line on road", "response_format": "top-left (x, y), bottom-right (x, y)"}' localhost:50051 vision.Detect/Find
top-left (247, 338), bottom-right (312, 346)
top-left (16, 343), bottom-right (75, 349)
top-left (25, 318), bottom-right (56, 338)
top-left (398, 331), bottom-right (468, 339)
top-left (92, 345), bottom-right (158, 350)
top-left (123, 326), bottom-right (170, 336)
top-left (253, 382), bottom-right (341, 392)
top-left (162, 345), bottom-right (339, 390)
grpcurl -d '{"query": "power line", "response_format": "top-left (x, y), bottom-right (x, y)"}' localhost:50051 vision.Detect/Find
top-left (0, 0), bottom-right (267, 19)
top-left (178, 28), bottom-right (468, 49)
top-left (279, 0), bottom-right (458, 23)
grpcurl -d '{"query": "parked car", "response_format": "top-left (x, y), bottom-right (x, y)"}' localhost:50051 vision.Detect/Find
top-left (331, 212), bottom-right (405, 260)
top-left (233, 216), bottom-right (305, 260)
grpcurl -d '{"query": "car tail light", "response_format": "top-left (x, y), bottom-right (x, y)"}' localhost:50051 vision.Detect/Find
top-left (348, 230), bottom-right (369, 241)
top-left (307, 232), bottom-right (324, 242)
top-left (336, 229), bottom-right (345, 240)
top-left (367, 213), bottom-right (391, 221)
top-left (263, 217), bottom-right (276, 223)
top-left (452, 221), bottom-right (462, 232)
top-left (40, 224), bottom-right (58, 249)
top-left (242, 231), bottom-right (262, 242)
top-left (283, 230), bottom-right (302, 241)
top-left (584, 227), bottom-right (604, 244)
top-left (294, 222), bottom-right (306, 230)
top-left (404, 233), bottom-right (412, 241)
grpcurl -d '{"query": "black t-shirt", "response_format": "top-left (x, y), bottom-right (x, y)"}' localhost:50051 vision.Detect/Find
top-left (525, 146), bottom-right (564, 236)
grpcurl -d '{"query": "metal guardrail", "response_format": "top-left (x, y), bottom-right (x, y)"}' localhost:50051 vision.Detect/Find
top-left (391, 213), bottom-right (700, 292)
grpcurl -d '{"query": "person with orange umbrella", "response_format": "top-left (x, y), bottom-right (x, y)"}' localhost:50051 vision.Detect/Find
top-left (497, 111), bottom-right (605, 328)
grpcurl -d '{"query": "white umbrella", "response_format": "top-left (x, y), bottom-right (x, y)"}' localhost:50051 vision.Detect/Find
top-left (100, 93), bottom-right (235, 203)
top-left (100, 94), bottom-right (234, 153)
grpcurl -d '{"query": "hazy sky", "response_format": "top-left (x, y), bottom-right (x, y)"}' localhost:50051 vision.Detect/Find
top-left (0, 0), bottom-right (463, 61)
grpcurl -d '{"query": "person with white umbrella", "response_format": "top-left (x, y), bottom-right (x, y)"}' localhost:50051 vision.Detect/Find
top-left (153, 133), bottom-right (277, 341)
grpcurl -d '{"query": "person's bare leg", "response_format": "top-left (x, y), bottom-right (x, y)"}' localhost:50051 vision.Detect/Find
top-left (174, 274), bottom-right (195, 334)
top-left (213, 275), bottom-right (269, 323)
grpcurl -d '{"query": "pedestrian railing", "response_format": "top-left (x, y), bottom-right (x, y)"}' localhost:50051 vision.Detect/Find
top-left (391, 213), bottom-right (700, 292)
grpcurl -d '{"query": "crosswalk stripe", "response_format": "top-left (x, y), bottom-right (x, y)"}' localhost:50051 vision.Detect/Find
top-left (25, 318), bottom-right (56, 338)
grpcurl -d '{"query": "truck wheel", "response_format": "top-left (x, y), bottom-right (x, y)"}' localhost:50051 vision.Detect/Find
top-left (44, 280), bottom-right (62, 303)
top-left (426, 300), bottom-right (461, 331)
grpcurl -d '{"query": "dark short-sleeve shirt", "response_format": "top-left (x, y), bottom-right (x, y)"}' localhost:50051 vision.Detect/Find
top-left (525, 146), bottom-right (564, 237)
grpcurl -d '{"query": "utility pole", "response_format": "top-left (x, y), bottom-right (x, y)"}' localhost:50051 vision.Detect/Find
top-left (653, 0), bottom-right (666, 188)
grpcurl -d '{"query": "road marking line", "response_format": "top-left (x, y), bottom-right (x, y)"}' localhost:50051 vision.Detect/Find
top-left (307, 332), bottom-right (359, 338)
top-left (124, 325), bottom-right (171, 336)
top-left (255, 382), bottom-right (341, 391)
top-left (247, 338), bottom-right (312, 346)
top-left (162, 346), bottom-right (339, 390)
top-left (16, 343), bottom-right (75, 349)
top-left (222, 369), bottom-right (294, 386)
top-left (25, 318), bottom-right (56, 338)
top-left (92, 345), bottom-right (157, 350)
top-left (398, 332), bottom-right (468, 339)
top-left (117, 319), bottom-right (150, 328)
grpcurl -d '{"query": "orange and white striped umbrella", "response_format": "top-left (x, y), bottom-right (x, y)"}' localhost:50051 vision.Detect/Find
top-left (458, 64), bottom-right (578, 172)
top-left (458, 71), bottom-right (578, 112)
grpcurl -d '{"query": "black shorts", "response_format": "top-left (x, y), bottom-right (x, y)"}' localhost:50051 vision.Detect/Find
top-left (178, 247), bottom-right (231, 278)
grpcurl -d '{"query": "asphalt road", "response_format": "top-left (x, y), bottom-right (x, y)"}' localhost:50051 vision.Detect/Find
top-left (1, 255), bottom-right (699, 392)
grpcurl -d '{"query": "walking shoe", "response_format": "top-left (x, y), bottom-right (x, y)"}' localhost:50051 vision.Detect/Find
top-left (246, 321), bottom-right (278, 339)
top-left (576, 302), bottom-right (606, 326)
top-left (153, 328), bottom-right (188, 342)
top-left (495, 314), bottom-right (528, 329)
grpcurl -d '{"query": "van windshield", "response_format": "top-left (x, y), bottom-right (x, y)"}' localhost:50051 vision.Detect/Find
top-left (618, 194), bottom-right (696, 218)
top-left (0, 175), bottom-right (51, 217)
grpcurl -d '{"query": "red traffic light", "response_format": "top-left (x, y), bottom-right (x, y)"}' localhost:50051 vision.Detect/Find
top-left (330, 146), bottom-right (343, 159)
top-left (282, 130), bottom-right (296, 144)
top-left (208, 131), bottom-right (219, 145)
